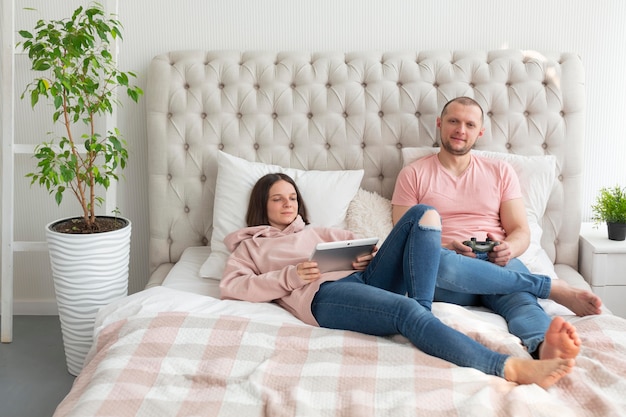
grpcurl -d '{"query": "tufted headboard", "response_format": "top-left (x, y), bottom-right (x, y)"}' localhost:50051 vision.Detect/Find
top-left (146, 50), bottom-right (585, 285)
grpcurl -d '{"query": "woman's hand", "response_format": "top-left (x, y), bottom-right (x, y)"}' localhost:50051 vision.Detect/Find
top-left (352, 246), bottom-right (378, 270)
top-left (297, 261), bottom-right (321, 283)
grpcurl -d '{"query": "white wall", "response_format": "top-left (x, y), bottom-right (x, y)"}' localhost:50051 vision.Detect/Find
top-left (3, 0), bottom-right (626, 313)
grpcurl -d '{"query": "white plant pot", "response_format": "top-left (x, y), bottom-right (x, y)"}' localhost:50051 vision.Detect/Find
top-left (46, 216), bottom-right (131, 376)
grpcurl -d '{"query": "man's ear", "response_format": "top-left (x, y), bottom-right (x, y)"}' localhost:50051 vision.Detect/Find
top-left (478, 127), bottom-right (485, 137)
top-left (436, 117), bottom-right (441, 128)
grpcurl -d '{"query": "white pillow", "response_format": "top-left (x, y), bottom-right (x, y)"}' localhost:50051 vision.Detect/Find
top-left (200, 151), bottom-right (364, 279)
top-left (346, 188), bottom-right (393, 245)
top-left (401, 147), bottom-right (558, 278)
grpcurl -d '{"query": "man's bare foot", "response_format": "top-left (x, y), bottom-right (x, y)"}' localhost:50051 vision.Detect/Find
top-left (504, 357), bottom-right (575, 389)
top-left (549, 279), bottom-right (602, 316)
top-left (538, 316), bottom-right (581, 360)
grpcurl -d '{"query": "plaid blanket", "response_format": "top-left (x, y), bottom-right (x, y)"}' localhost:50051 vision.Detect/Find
top-left (54, 307), bottom-right (626, 417)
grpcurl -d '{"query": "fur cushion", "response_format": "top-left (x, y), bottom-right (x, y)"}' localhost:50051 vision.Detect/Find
top-left (346, 188), bottom-right (393, 245)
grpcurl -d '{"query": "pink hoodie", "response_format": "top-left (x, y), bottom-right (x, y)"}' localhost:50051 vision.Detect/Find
top-left (220, 216), bottom-right (357, 326)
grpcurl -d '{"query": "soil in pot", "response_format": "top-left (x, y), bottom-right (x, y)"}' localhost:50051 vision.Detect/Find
top-left (50, 217), bottom-right (128, 234)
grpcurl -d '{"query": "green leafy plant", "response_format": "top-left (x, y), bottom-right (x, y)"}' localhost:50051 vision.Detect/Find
top-left (591, 185), bottom-right (626, 225)
top-left (18, 3), bottom-right (143, 232)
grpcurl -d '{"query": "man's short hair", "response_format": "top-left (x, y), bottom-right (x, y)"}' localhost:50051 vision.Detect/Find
top-left (441, 97), bottom-right (484, 124)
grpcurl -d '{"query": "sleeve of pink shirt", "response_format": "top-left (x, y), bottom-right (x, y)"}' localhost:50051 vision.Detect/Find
top-left (391, 164), bottom-right (420, 207)
top-left (220, 242), bottom-right (306, 303)
top-left (499, 161), bottom-right (522, 202)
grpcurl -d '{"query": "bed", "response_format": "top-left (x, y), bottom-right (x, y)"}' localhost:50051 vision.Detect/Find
top-left (54, 50), bottom-right (626, 417)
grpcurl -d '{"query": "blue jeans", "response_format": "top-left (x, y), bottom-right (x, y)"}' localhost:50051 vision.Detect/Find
top-left (311, 205), bottom-right (510, 377)
top-left (435, 251), bottom-right (552, 354)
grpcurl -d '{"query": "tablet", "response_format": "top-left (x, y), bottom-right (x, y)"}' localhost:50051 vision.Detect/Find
top-left (309, 237), bottom-right (379, 273)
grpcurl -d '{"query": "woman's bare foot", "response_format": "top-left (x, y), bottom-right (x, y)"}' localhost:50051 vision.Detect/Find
top-left (549, 279), bottom-right (602, 316)
top-left (504, 357), bottom-right (575, 389)
top-left (538, 316), bottom-right (581, 360)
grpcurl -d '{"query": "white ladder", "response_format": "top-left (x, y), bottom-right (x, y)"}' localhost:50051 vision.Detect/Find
top-left (1, 0), bottom-right (16, 343)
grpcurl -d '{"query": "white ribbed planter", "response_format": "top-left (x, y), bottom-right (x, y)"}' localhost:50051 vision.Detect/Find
top-left (46, 216), bottom-right (131, 376)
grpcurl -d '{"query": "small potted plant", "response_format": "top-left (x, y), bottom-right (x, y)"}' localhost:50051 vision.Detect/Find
top-left (18, 3), bottom-right (142, 375)
top-left (591, 185), bottom-right (626, 241)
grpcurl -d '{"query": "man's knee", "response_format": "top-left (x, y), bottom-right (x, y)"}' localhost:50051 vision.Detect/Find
top-left (489, 292), bottom-right (539, 313)
top-left (503, 258), bottom-right (530, 273)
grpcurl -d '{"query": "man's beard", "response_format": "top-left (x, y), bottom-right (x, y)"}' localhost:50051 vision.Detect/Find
top-left (440, 138), bottom-right (472, 156)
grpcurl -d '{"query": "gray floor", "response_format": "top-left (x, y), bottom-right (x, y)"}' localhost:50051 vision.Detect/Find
top-left (0, 316), bottom-right (76, 417)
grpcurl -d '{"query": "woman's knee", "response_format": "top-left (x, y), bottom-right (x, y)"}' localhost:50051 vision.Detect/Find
top-left (395, 205), bottom-right (441, 233)
top-left (419, 207), bottom-right (441, 228)
top-left (394, 297), bottom-right (430, 322)
top-left (405, 204), bottom-right (441, 229)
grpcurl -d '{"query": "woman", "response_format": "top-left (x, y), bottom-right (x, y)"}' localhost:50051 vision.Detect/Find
top-left (220, 173), bottom-right (575, 388)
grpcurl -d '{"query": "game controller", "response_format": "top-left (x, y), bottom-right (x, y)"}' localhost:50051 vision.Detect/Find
top-left (462, 237), bottom-right (500, 253)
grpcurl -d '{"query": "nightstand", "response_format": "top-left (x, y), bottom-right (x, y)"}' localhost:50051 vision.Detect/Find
top-left (579, 222), bottom-right (626, 318)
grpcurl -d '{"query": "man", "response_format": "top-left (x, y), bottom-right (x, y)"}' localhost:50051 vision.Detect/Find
top-left (391, 96), bottom-right (602, 360)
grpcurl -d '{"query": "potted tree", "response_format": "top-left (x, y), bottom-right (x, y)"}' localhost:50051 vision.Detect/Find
top-left (18, 3), bottom-right (143, 375)
top-left (591, 185), bottom-right (626, 241)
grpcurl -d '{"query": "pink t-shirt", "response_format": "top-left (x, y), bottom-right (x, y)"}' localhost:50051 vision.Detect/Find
top-left (392, 153), bottom-right (522, 245)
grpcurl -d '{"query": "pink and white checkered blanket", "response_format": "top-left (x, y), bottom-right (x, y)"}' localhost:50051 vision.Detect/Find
top-left (54, 288), bottom-right (626, 417)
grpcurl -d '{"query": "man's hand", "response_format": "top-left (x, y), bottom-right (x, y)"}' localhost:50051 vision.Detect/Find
top-left (446, 240), bottom-right (477, 258)
top-left (486, 232), bottom-right (512, 266)
top-left (448, 234), bottom-right (512, 266)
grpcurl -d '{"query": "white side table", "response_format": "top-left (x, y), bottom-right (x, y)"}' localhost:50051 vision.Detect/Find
top-left (579, 222), bottom-right (626, 318)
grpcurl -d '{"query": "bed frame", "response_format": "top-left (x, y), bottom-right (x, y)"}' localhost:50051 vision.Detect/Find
top-left (146, 49), bottom-right (586, 289)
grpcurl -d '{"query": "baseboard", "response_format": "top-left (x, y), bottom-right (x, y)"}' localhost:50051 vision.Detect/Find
top-left (3, 299), bottom-right (59, 315)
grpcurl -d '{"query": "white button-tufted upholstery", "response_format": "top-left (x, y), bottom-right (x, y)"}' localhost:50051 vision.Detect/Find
top-left (146, 50), bottom-right (584, 285)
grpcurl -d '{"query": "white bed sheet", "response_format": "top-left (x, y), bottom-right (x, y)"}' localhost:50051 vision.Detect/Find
top-left (161, 246), bottom-right (220, 297)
